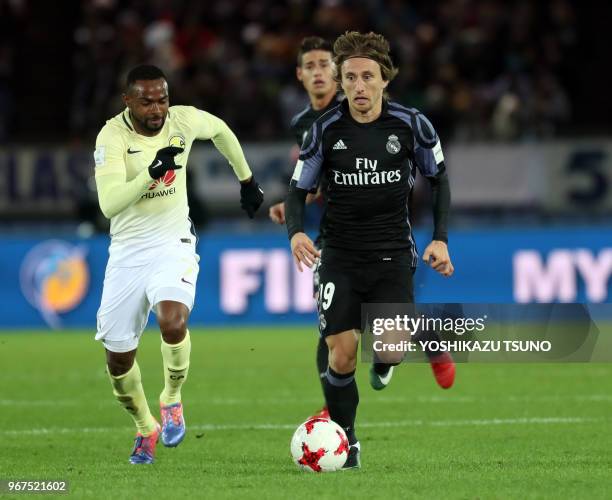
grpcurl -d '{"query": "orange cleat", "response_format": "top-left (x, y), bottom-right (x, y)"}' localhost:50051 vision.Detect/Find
top-left (429, 352), bottom-right (455, 389)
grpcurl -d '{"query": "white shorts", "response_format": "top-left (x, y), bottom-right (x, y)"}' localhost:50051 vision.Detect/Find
top-left (95, 244), bottom-right (200, 353)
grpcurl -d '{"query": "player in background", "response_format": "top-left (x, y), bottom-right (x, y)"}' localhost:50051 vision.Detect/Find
top-left (94, 65), bottom-right (264, 464)
top-left (269, 37), bottom-right (342, 419)
top-left (286, 32), bottom-right (454, 468)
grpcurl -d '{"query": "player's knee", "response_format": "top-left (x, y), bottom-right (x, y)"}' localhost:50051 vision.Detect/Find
top-left (329, 349), bottom-right (357, 374)
top-left (106, 353), bottom-right (135, 377)
top-left (158, 314), bottom-right (187, 344)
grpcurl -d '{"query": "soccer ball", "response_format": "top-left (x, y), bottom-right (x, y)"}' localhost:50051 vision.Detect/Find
top-left (290, 417), bottom-right (349, 472)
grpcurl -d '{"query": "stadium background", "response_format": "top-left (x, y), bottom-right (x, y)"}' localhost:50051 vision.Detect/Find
top-left (0, 0), bottom-right (610, 328)
top-left (1, 1), bottom-right (612, 497)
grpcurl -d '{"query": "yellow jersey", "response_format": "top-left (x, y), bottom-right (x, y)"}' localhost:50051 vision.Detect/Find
top-left (94, 105), bottom-right (251, 266)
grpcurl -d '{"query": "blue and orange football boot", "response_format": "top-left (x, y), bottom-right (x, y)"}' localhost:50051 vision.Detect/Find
top-left (129, 421), bottom-right (161, 464)
top-left (160, 402), bottom-right (186, 447)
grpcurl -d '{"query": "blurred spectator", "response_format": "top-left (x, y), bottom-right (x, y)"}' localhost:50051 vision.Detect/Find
top-left (0, 0), bottom-right (26, 144)
top-left (12, 0), bottom-right (585, 143)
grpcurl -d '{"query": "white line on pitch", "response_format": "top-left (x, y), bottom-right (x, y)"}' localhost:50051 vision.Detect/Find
top-left (3, 393), bottom-right (612, 407)
top-left (0, 399), bottom-right (78, 406)
top-left (1, 416), bottom-right (607, 437)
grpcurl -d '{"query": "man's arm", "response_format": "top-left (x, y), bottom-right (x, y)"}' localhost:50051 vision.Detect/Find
top-left (193, 108), bottom-right (263, 216)
top-left (95, 145), bottom-right (184, 219)
top-left (96, 169), bottom-right (154, 219)
top-left (269, 187), bottom-right (324, 225)
top-left (422, 164), bottom-right (454, 277)
top-left (286, 185), bottom-right (319, 271)
top-left (428, 164), bottom-right (450, 244)
top-left (94, 129), bottom-right (143, 219)
top-left (409, 111), bottom-right (454, 276)
top-left (194, 109), bottom-right (252, 181)
top-left (285, 123), bottom-right (324, 269)
top-left (270, 132), bottom-right (301, 225)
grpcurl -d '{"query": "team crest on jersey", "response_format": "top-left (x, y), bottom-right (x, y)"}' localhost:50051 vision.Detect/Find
top-left (386, 134), bottom-right (401, 154)
top-left (319, 313), bottom-right (327, 330)
top-left (169, 134), bottom-right (186, 149)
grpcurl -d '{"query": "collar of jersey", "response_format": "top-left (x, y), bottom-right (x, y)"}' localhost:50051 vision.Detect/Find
top-left (309, 93), bottom-right (343, 117)
top-left (122, 109), bottom-right (135, 131)
top-left (328, 92), bottom-right (344, 109)
top-left (341, 98), bottom-right (388, 127)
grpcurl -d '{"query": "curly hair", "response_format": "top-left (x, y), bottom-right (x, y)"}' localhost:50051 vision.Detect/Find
top-left (333, 31), bottom-right (398, 82)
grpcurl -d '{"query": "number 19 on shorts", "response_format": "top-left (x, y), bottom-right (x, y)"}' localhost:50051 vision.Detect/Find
top-left (318, 282), bottom-right (335, 311)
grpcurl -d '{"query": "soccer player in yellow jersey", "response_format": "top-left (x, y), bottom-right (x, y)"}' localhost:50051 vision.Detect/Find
top-left (93, 65), bottom-right (264, 464)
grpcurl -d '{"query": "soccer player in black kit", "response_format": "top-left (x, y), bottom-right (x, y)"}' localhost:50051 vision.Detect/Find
top-left (269, 37), bottom-right (342, 419)
top-left (286, 31), bottom-right (455, 469)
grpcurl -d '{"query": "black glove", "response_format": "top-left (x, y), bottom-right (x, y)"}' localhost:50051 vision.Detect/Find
top-left (240, 177), bottom-right (264, 218)
top-left (148, 146), bottom-right (184, 179)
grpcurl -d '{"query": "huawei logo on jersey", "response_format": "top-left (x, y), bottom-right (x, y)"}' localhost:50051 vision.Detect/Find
top-left (148, 170), bottom-right (176, 190)
top-left (141, 170), bottom-right (177, 199)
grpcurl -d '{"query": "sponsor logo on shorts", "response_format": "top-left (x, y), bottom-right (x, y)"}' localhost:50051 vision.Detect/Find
top-left (319, 313), bottom-right (327, 330)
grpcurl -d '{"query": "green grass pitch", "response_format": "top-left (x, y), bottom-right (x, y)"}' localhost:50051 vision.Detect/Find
top-left (1, 327), bottom-right (611, 499)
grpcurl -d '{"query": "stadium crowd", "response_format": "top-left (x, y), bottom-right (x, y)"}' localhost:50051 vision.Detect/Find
top-left (67, 0), bottom-right (577, 143)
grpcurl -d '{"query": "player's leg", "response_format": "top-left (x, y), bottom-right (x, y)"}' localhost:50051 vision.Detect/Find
top-left (105, 347), bottom-right (161, 464)
top-left (413, 304), bottom-right (456, 389)
top-left (156, 300), bottom-right (191, 447)
top-left (147, 243), bottom-right (199, 447)
top-left (105, 348), bottom-right (158, 436)
top-left (367, 257), bottom-right (415, 390)
top-left (314, 336), bottom-right (329, 415)
top-left (96, 264), bottom-right (159, 464)
top-left (312, 255), bottom-right (329, 418)
top-left (316, 250), bottom-right (362, 468)
top-left (368, 256), bottom-right (455, 389)
top-left (324, 329), bottom-right (361, 469)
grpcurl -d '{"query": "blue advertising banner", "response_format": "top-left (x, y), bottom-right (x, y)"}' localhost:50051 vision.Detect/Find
top-left (1, 227), bottom-right (610, 328)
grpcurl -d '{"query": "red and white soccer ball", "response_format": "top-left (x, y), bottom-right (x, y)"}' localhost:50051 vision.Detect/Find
top-left (290, 417), bottom-right (349, 472)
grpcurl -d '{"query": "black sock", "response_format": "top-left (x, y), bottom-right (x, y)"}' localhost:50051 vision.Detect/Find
top-left (316, 337), bottom-right (329, 394)
top-left (323, 366), bottom-right (359, 444)
top-left (414, 329), bottom-right (442, 358)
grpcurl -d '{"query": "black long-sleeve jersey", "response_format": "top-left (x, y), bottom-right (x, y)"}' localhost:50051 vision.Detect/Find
top-left (288, 94), bottom-right (343, 247)
top-left (288, 99), bottom-right (449, 267)
top-left (290, 94), bottom-right (344, 147)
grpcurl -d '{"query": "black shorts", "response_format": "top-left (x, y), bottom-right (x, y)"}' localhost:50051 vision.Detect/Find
top-left (312, 241), bottom-right (322, 298)
top-left (316, 247), bottom-right (415, 337)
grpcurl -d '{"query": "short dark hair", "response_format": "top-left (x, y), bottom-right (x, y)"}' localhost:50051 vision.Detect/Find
top-left (297, 37), bottom-right (333, 66)
top-left (126, 65), bottom-right (167, 88)
top-left (333, 31), bottom-right (398, 82)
